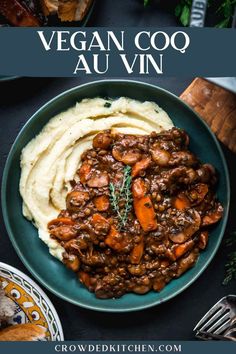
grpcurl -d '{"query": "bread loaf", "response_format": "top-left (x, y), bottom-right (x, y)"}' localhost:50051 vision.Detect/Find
top-left (0, 287), bottom-right (16, 326)
top-left (0, 324), bottom-right (46, 341)
top-left (180, 78), bottom-right (236, 153)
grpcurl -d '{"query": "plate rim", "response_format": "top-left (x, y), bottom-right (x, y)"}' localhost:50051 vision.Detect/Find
top-left (1, 79), bottom-right (230, 312)
top-left (0, 261), bottom-right (64, 340)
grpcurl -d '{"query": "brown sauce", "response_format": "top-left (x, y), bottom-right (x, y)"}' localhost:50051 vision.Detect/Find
top-left (48, 128), bottom-right (223, 299)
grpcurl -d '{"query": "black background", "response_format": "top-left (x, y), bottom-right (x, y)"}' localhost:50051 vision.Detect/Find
top-left (0, 0), bottom-right (236, 342)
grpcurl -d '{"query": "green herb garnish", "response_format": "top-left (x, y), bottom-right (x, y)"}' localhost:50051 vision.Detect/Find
top-left (104, 102), bottom-right (112, 108)
top-left (109, 182), bottom-right (123, 222)
top-left (174, 0), bottom-right (192, 26)
top-left (223, 231), bottom-right (236, 285)
top-left (109, 166), bottom-right (133, 230)
top-left (143, 0), bottom-right (236, 28)
top-left (215, 0), bottom-right (236, 28)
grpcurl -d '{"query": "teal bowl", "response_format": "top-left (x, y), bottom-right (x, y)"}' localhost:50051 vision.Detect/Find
top-left (0, 76), bottom-right (19, 82)
top-left (1, 80), bottom-right (230, 312)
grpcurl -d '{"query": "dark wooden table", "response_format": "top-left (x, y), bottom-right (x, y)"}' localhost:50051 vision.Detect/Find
top-left (0, 0), bottom-right (235, 342)
top-left (0, 76), bottom-right (235, 340)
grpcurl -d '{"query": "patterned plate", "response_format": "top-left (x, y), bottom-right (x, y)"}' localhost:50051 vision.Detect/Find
top-left (0, 262), bottom-right (64, 341)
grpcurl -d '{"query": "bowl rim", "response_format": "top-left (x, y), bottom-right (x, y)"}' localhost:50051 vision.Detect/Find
top-left (1, 79), bottom-right (230, 312)
top-left (0, 76), bottom-right (19, 82)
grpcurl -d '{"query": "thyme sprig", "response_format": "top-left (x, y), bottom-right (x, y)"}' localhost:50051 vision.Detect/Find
top-left (109, 166), bottom-right (133, 231)
top-left (109, 182), bottom-right (123, 223)
top-left (120, 168), bottom-right (133, 228)
top-left (120, 165), bottom-right (132, 195)
top-left (223, 231), bottom-right (236, 285)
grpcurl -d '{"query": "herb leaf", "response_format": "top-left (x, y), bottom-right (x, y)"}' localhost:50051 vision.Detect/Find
top-left (109, 166), bottom-right (133, 231)
top-left (143, 0), bottom-right (236, 28)
top-left (180, 4), bottom-right (191, 26)
top-left (175, 4), bottom-right (182, 17)
top-left (104, 102), bottom-right (111, 108)
top-left (144, 0), bottom-right (150, 6)
top-left (109, 182), bottom-right (123, 222)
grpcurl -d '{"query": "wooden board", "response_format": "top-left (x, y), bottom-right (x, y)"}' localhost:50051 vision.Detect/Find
top-left (180, 78), bottom-right (236, 153)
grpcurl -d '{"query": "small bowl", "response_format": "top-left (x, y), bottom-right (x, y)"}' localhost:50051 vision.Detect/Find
top-left (1, 80), bottom-right (230, 312)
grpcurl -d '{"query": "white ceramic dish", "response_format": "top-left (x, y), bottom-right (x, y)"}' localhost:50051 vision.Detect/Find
top-left (0, 262), bottom-right (64, 341)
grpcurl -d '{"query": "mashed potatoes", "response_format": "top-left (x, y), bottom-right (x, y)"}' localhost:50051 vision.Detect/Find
top-left (20, 97), bottom-right (173, 260)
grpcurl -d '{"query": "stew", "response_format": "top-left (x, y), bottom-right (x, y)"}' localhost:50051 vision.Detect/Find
top-left (48, 128), bottom-right (223, 299)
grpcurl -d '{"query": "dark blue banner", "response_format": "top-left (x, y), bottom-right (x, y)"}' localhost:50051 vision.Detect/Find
top-left (0, 341), bottom-right (236, 354)
top-left (0, 28), bottom-right (235, 77)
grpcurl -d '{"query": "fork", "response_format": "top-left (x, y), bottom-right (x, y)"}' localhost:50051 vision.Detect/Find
top-left (196, 330), bottom-right (236, 341)
top-left (194, 295), bottom-right (236, 336)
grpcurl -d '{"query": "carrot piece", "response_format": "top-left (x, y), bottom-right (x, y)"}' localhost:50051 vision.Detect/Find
top-left (93, 195), bottom-right (110, 211)
top-left (64, 256), bottom-right (80, 272)
top-left (132, 157), bottom-right (151, 178)
top-left (105, 225), bottom-right (127, 252)
top-left (78, 271), bottom-right (92, 289)
top-left (132, 178), bottom-right (158, 232)
top-left (91, 213), bottom-right (108, 224)
top-left (91, 213), bottom-right (110, 234)
top-left (92, 214), bottom-right (127, 252)
top-left (48, 217), bottom-right (75, 227)
top-left (172, 193), bottom-right (190, 210)
top-left (173, 240), bottom-right (194, 259)
top-left (130, 237), bottom-right (144, 264)
top-left (78, 162), bottom-right (92, 184)
top-left (133, 196), bottom-right (158, 232)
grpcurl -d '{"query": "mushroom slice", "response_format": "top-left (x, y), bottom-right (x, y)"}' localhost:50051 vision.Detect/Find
top-left (93, 131), bottom-right (112, 150)
top-left (169, 210), bottom-right (201, 244)
top-left (87, 171), bottom-right (109, 188)
top-left (202, 203), bottom-right (223, 226)
top-left (175, 249), bottom-right (199, 277)
top-left (66, 190), bottom-right (90, 212)
top-left (112, 145), bottom-right (141, 165)
top-left (150, 146), bottom-right (171, 166)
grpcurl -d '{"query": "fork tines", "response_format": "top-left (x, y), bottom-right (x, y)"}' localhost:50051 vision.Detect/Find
top-left (194, 296), bottom-right (236, 335)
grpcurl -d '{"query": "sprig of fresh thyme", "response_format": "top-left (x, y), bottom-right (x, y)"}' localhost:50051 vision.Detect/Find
top-left (109, 182), bottom-right (123, 223)
top-left (109, 166), bottom-right (133, 230)
top-left (120, 168), bottom-right (133, 228)
top-left (120, 165), bottom-right (132, 195)
top-left (223, 231), bottom-right (236, 285)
